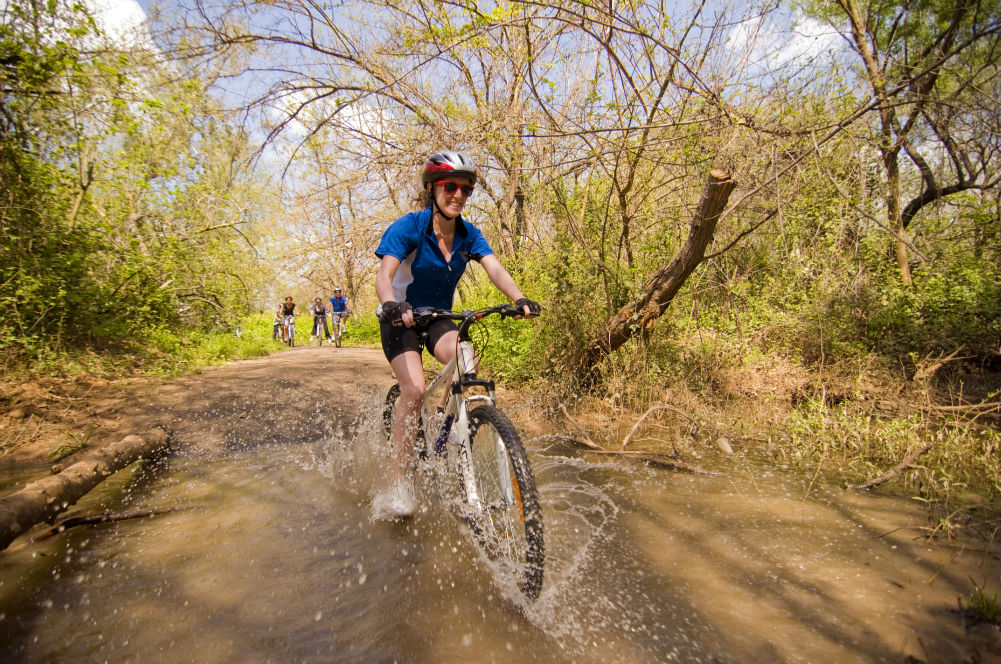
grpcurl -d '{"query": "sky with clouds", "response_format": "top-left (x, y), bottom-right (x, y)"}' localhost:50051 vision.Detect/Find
top-left (87, 0), bottom-right (148, 43)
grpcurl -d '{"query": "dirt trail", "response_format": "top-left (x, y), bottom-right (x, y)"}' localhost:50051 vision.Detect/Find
top-left (0, 347), bottom-right (398, 486)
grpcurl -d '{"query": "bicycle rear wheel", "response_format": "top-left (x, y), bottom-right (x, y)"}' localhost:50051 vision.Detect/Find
top-left (464, 405), bottom-right (544, 601)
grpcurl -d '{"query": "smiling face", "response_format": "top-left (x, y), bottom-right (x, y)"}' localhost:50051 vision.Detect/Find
top-left (431, 175), bottom-right (474, 219)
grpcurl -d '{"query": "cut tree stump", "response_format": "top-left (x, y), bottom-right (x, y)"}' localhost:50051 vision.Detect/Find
top-left (0, 428), bottom-right (169, 551)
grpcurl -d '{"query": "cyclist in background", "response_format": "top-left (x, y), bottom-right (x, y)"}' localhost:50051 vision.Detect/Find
top-left (373, 149), bottom-right (540, 518)
top-left (310, 296), bottom-right (331, 343)
top-left (329, 287), bottom-right (349, 330)
top-left (276, 296), bottom-right (297, 342)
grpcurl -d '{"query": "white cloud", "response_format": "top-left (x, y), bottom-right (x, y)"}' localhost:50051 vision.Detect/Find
top-left (86, 0), bottom-right (151, 48)
top-left (728, 13), bottom-right (841, 69)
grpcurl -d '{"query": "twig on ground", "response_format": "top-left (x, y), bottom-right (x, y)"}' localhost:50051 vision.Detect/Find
top-left (854, 442), bottom-right (936, 490)
top-left (912, 347), bottom-right (968, 382)
top-left (29, 508), bottom-right (187, 542)
top-left (879, 398), bottom-right (1000, 419)
top-left (620, 404), bottom-right (691, 451)
top-left (557, 403), bottom-right (603, 449)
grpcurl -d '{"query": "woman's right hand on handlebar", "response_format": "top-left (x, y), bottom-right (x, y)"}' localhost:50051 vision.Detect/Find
top-left (379, 300), bottom-right (413, 326)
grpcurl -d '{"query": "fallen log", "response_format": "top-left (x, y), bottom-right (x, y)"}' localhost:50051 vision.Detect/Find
top-left (576, 170), bottom-right (737, 388)
top-left (589, 448), bottom-right (715, 475)
top-left (0, 428), bottom-right (169, 551)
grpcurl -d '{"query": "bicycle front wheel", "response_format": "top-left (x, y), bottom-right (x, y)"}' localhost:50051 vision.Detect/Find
top-left (465, 405), bottom-right (544, 601)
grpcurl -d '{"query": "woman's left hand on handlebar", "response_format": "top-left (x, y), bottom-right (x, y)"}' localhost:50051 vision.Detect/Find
top-left (515, 297), bottom-right (541, 319)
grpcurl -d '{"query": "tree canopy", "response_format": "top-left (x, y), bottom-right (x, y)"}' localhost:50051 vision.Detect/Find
top-left (2, 0), bottom-right (998, 393)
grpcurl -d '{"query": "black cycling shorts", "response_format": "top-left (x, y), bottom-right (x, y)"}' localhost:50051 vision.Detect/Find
top-left (380, 319), bottom-right (458, 362)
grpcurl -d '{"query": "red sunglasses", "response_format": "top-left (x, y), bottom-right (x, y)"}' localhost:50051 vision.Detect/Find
top-left (434, 180), bottom-right (475, 197)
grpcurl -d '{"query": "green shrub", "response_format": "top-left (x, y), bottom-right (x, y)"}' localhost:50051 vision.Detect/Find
top-left (342, 312), bottom-right (381, 347)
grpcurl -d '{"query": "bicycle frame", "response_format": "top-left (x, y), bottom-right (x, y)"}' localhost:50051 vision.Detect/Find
top-left (312, 314), bottom-right (328, 339)
top-left (382, 303), bottom-right (544, 599)
top-left (414, 305), bottom-right (520, 510)
top-left (333, 313), bottom-right (346, 341)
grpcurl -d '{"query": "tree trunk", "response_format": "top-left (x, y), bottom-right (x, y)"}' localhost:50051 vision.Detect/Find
top-left (575, 170), bottom-right (737, 387)
top-left (0, 429), bottom-right (169, 551)
top-left (885, 152), bottom-right (913, 286)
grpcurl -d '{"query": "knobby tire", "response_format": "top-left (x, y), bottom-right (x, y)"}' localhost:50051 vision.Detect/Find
top-left (465, 405), bottom-right (544, 601)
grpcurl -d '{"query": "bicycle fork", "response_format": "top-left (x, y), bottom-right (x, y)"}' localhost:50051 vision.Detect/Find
top-left (450, 338), bottom-right (514, 512)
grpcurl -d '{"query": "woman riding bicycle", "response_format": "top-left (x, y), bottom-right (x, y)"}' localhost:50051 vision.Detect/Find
top-left (310, 296), bottom-right (331, 343)
top-left (374, 149), bottom-right (540, 518)
top-left (276, 296), bottom-right (298, 342)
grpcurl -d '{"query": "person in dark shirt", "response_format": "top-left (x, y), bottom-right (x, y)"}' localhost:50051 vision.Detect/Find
top-left (276, 296), bottom-right (297, 342)
top-left (310, 297), bottom-right (331, 343)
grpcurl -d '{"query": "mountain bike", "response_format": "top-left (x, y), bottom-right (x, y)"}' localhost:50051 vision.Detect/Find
top-left (282, 314), bottom-right (296, 347)
top-left (332, 312), bottom-right (348, 348)
top-left (381, 304), bottom-right (544, 601)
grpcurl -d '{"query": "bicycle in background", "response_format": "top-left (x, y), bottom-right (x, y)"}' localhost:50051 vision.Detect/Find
top-left (282, 314), bottom-right (296, 347)
top-left (382, 304), bottom-right (544, 600)
top-left (313, 314), bottom-right (330, 346)
top-left (332, 311), bottom-right (349, 348)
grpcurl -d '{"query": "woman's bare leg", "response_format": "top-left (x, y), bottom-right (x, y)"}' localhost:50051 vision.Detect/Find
top-left (431, 330), bottom-right (459, 365)
top-left (388, 350), bottom-right (426, 486)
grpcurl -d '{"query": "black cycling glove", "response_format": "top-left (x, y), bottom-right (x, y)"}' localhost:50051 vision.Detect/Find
top-left (379, 300), bottom-right (412, 323)
top-left (514, 297), bottom-right (541, 317)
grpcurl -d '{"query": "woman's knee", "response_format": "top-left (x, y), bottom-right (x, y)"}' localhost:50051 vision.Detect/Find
top-left (398, 382), bottom-right (425, 406)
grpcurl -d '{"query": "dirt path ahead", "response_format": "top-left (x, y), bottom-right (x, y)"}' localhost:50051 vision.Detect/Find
top-left (134, 346), bottom-right (397, 456)
top-left (0, 347), bottom-right (398, 487)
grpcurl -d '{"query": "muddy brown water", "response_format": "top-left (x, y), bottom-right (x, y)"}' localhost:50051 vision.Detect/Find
top-left (0, 347), bottom-right (998, 663)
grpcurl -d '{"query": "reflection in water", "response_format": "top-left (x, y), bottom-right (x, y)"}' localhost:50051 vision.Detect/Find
top-left (0, 406), bottom-right (998, 663)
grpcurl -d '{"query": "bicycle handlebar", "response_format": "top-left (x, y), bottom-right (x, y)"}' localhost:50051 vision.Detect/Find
top-left (388, 303), bottom-right (531, 331)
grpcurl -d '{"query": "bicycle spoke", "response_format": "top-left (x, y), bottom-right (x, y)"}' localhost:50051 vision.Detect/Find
top-left (466, 406), bottom-right (544, 599)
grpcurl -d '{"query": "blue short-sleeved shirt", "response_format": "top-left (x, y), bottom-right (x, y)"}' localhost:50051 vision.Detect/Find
top-left (329, 296), bottom-right (347, 312)
top-left (375, 206), bottom-right (494, 310)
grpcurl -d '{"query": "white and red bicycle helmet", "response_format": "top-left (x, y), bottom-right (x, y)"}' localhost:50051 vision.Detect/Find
top-left (421, 150), bottom-right (477, 185)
